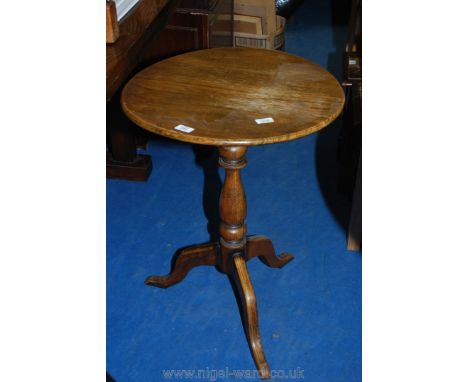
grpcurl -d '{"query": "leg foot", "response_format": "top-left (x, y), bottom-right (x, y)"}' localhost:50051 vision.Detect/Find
top-left (145, 242), bottom-right (218, 288)
top-left (107, 91), bottom-right (153, 181)
top-left (246, 236), bottom-right (294, 268)
top-left (232, 254), bottom-right (271, 379)
top-left (106, 152), bottom-right (152, 181)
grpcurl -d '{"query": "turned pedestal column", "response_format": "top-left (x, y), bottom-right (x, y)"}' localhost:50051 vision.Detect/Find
top-left (218, 146), bottom-right (247, 271)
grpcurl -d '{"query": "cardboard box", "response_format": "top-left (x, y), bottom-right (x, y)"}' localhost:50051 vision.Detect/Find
top-left (234, 0), bottom-right (277, 35)
top-left (212, 14), bottom-right (263, 35)
top-left (233, 15), bottom-right (285, 50)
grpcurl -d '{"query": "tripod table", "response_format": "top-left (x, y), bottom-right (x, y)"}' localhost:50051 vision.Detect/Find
top-left (121, 47), bottom-right (345, 379)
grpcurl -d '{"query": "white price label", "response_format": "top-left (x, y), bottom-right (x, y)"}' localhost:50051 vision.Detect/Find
top-left (174, 124), bottom-right (194, 133)
top-left (255, 117), bottom-right (275, 124)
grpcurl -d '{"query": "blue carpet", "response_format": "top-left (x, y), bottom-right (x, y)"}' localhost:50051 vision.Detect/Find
top-left (107, 1), bottom-right (361, 381)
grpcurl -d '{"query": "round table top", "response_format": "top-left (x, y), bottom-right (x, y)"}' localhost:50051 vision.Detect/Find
top-left (121, 48), bottom-right (345, 146)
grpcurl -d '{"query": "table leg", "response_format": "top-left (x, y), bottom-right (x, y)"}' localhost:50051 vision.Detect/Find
top-left (145, 146), bottom-right (294, 379)
top-left (217, 146), bottom-right (248, 273)
top-left (245, 235), bottom-right (294, 268)
top-left (218, 146), bottom-right (270, 379)
top-left (232, 253), bottom-right (270, 379)
top-left (145, 242), bottom-right (218, 288)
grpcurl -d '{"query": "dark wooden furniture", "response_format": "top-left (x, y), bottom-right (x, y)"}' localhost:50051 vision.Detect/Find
top-left (106, 1), bottom-right (119, 44)
top-left (341, 0), bottom-right (361, 250)
top-left (347, 153), bottom-right (361, 251)
top-left (142, 0), bottom-right (233, 63)
top-left (106, 0), bottom-right (180, 181)
top-left (121, 48), bottom-right (345, 378)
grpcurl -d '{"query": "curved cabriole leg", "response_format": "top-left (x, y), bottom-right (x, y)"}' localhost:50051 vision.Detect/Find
top-left (145, 242), bottom-right (218, 288)
top-left (232, 254), bottom-right (271, 379)
top-left (246, 235), bottom-right (294, 268)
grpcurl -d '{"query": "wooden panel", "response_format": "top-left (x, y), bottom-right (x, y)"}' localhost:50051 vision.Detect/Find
top-left (106, 1), bottom-right (120, 43)
top-left (106, 0), bottom-right (180, 99)
top-left (347, 154), bottom-right (361, 251)
top-left (141, 11), bottom-right (209, 62)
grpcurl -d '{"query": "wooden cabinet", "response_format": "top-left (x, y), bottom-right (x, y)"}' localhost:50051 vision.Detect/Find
top-left (142, 11), bottom-right (209, 61)
top-left (142, 0), bottom-right (233, 62)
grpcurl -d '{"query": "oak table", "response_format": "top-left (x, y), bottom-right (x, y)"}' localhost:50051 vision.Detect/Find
top-left (121, 47), bottom-right (345, 379)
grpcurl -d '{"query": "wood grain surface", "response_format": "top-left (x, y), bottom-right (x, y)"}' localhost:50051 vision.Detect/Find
top-left (106, 0), bottom-right (178, 99)
top-left (245, 235), bottom-right (294, 268)
top-left (232, 254), bottom-right (270, 379)
top-left (106, 1), bottom-right (120, 44)
top-left (145, 242), bottom-right (218, 288)
top-left (121, 47), bottom-right (345, 146)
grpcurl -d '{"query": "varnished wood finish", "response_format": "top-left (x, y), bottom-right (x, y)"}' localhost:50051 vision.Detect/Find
top-left (342, 0), bottom-right (361, 250)
top-left (106, 1), bottom-right (120, 44)
top-left (347, 154), bottom-right (361, 251)
top-left (145, 148), bottom-right (291, 378)
top-left (141, 11), bottom-right (210, 63)
top-left (146, 235), bottom-right (293, 280)
top-left (232, 254), bottom-right (270, 379)
top-left (106, 0), bottom-right (180, 180)
top-left (145, 242), bottom-right (218, 288)
top-left (106, 152), bottom-right (153, 181)
top-left (146, 238), bottom-right (281, 380)
top-left (144, 145), bottom-right (273, 372)
top-left (128, 48), bottom-right (345, 378)
top-left (106, 0), bottom-right (179, 99)
top-left (121, 47), bottom-right (345, 146)
top-left (245, 235), bottom-right (294, 268)
top-left (106, 0), bottom-right (230, 180)
top-left (107, 90), bottom-right (153, 181)
top-left (218, 146), bottom-right (247, 273)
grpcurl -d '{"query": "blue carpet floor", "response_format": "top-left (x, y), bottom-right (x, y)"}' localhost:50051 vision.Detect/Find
top-left (107, 1), bottom-right (362, 381)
